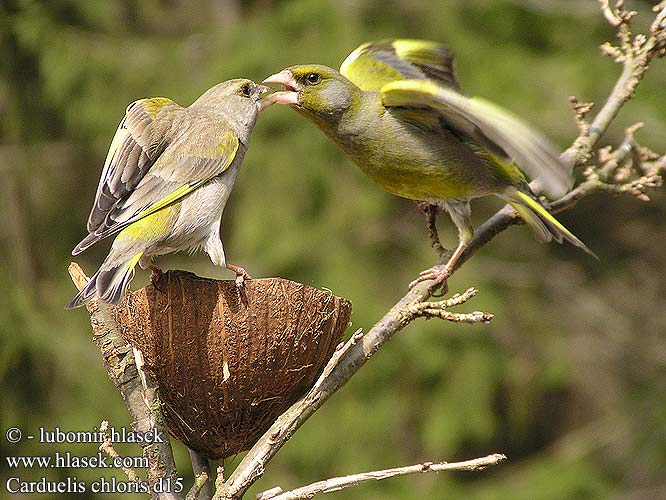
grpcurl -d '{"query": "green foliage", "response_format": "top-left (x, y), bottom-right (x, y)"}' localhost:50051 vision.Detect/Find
top-left (1, 1), bottom-right (665, 499)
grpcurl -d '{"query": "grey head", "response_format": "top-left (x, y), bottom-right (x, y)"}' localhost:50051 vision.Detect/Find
top-left (190, 78), bottom-right (271, 144)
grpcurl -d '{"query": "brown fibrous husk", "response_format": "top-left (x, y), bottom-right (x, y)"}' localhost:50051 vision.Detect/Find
top-left (113, 271), bottom-right (351, 459)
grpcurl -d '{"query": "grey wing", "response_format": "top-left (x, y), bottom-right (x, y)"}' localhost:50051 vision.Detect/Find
top-left (73, 98), bottom-right (180, 254)
top-left (380, 79), bottom-right (573, 198)
top-left (83, 124), bottom-right (240, 243)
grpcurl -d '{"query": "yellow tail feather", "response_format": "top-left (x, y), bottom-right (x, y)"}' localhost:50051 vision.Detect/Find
top-left (509, 190), bottom-right (597, 258)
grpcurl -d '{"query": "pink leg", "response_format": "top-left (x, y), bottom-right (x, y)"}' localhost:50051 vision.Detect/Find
top-left (149, 264), bottom-right (165, 292)
top-left (226, 263), bottom-right (252, 288)
top-left (408, 242), bottom-right (467, 293)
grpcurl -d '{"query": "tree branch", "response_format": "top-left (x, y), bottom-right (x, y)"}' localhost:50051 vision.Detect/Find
top-left (399, 287), bottom-right (493, 325)
top-left (214, 5), bottom-right (666, 499)
top-left (98, 419), bottom-right (142, 483)
top-left (214, 277), bottom-right (490, 499)
top-left (68, 263), bottom-right (181, 500)
top-left (186, 449), bottom-right (214, 500)
top-left (255, 453), bottom-right (507, 500)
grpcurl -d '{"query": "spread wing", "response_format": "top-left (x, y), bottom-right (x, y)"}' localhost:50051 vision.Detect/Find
top-left (73, 101), bottom-right (239, 254)
top-left (380, 79), bottom-right (572, 198)
top-left (340, 39), bottom-right (460, 92)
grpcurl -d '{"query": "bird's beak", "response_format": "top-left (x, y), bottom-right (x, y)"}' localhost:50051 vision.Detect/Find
top-left (256, 84), bottom-right (270, 95)
top-left (256, 84), bottom-right (274, 112)
top-left (262, 70), bottom-right (300, 106)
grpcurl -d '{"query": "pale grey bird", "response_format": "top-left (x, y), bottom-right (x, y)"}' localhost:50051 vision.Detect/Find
top-left (67, 79), bottom-right (271, 309)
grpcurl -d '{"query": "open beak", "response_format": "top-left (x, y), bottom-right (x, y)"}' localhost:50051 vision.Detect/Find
top-left (262, 70), bottom-right (300, 106)
top-left (256, 84), bottom-right (274, 112)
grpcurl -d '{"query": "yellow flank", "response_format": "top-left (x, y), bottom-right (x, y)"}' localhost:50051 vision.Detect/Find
top-left (142, 97), bottom-right (173, 118)
top-left (362, 164), bottom-right (471, 200)
top-left (117, 202), bottom-right (180, 243)
top-left (126, 251), bottom-right (144, 270)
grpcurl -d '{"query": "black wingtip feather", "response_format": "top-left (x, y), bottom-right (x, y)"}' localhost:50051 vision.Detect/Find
top-left (65, 263), bottom-right (134, 309)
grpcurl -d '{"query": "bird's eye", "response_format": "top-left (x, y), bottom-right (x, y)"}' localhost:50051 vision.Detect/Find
top-left (239, 83), bottom-right (252, 97)
top-left (305, 73), bottom-right (321, 85)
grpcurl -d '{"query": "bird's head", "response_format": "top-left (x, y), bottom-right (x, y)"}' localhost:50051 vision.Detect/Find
top-left (263, 65), bottom-right (358, 124)
top-left (191, 79), bottom-right (274, 143)
top-left (192, 79), bottom-right (273, 115)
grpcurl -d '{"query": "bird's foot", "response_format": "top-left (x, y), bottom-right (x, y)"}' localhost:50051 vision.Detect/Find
top-left (226, 263), bottom-right (251, 288)
top-left (149, 265), bottom-right (165, 292)
top-left (409, 264), bottom-right (451, 296)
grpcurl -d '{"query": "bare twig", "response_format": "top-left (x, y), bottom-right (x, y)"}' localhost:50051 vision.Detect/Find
top-left (568, 96), bottom-right (594, 137)
top-left (417, 202), bottom-right (450, 259)
top-left (98, 420), bottom-right (142, 483)
top-left (68, 263), bottom-right (180, 500)
top-left (256, 454), bottom-right (507, 500)
top-left (214, 465), bottom-right (226, 499)
top-left (401, 288), bottom-right (494, 325)
top-left (563, 1), bottom-right (666, 167)
top-left (311, 328), bottom-right (364, 394)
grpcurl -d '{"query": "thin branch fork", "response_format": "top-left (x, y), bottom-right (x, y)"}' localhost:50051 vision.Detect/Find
top-left (255, 453), bottom-right (507, 500)
top-left (400, 287), bottom-right (494, 325)
top-left (98, 419), bottom-right (142, 483)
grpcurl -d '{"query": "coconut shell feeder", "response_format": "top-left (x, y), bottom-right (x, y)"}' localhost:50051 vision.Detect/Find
top-left (113, 270), bottom-right (351, 459)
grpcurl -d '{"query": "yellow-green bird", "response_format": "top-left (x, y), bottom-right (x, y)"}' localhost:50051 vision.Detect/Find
top-left (264, 39), bottom-right (595, 290)
top-left (67, 79), bottom-right (271, 309)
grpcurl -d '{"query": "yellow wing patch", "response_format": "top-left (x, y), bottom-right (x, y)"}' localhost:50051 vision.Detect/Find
top-left (136, 185), bottom-right (192, 220)
top-left (138, 97), bottom-right (174, 118)
top-left (213, 129), bottom-right (239, 159)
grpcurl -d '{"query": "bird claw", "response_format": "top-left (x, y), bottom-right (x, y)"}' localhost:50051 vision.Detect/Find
top-left (235, 274), bottom-right (246, 288)
top-left (227, 263), bottom-right (251, 288)
top-left (149, 265), bottom-right (165, 293)
top-left (408, 264), bottom-right (451, 295)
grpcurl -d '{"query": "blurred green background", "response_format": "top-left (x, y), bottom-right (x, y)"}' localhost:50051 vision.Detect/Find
top-left (1, 0), bottom-right (665, 499)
